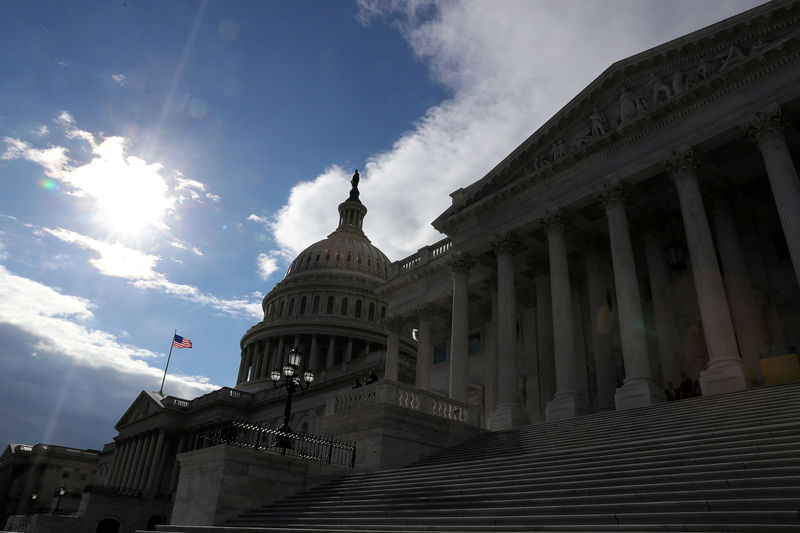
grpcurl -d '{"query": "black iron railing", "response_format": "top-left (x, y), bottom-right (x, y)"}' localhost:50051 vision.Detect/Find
top-left (186, 419), bottom-right (356, 468)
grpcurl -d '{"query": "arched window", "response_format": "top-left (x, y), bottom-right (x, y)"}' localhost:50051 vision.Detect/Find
top-left (312, 295), bottom-right (320, 314)
top-left (279, 300), bottom-right (285, 317)
top-left (325, 252), bottom-right (330, 261)
top-left (381, 306), bottom-right (386, 321)
top-left (299, 296), bottom-right (307, 315)
top-left (368, 302), bottom-right (375, 321)
top-left (357, 254), bottom-right (362, 264)
top-left (306, 255), bottom-right (311, 264)
top-left (326, 296), bottom-right (334, 314)
top-left (288, 298), bottom-right (295, 316)
top-left (355, 299), bottom-right (362, 318)
top-left (367, 256), bottom-right (372, 266)
top-left (340, 298), bottom-right (348, 316)
top-left (346, 253), bottom-right (352, 262)
top-left (335, 251), bottom-right (341, 261)
top-left (315, 254), bottom-right (320, 262)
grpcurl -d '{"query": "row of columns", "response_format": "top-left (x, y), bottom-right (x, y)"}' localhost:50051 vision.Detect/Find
top-left (106, 429), bottom-right (167, 492)
top-left (407, 106), bottom-right (798, 428)
top-left (238, 334), bottom-right (380, 385)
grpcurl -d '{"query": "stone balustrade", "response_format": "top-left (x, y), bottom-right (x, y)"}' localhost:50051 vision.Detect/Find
top-left (327, 380), bottom-right (479, 426)
top-left (391, 237), bottom-right (453, 278)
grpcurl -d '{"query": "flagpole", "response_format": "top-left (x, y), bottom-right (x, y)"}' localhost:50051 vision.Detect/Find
top-left (159, 329), bottom-right (177, 396)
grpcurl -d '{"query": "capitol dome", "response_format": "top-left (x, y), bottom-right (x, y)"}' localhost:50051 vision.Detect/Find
top-left (235, 171), bottom-right (411, 393)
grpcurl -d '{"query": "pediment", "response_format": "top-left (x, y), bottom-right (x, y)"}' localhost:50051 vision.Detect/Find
top-left (115, 390), bottom-right (165, 429)
top-left (433, 0), bottom-right (800, 232)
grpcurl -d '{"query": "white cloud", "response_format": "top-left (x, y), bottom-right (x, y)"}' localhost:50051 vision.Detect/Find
top-left (247, 213), bottom-right (269, 225)
top-left (1, 137), bottom-right (68, 178)
top-left (38, 226), bottom-right (260, 319)
top-left (270, 0), bottom-right (763, 261)
top-left (256, 251), bottom-right (282, 280)
top-left (32, 125), bottom-right (49, 137)
top-left (0, 264), bottom-right (216, 399)
top-left (112, 73), bottom-right (129, 87)
top-left (55, 110), bottom-right (74, 127)
top-left (205, 192), bottom-right (221, 202)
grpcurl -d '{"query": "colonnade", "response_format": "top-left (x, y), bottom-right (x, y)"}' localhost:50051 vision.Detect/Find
top-left (237, 333), bottom-right (380, 385)
top-left (106, 429), bottom-right (176, 493)
top-left (383, 106), bottom-right (800, 428)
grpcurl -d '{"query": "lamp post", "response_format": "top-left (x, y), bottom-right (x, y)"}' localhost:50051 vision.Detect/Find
top-left (53, 487), bottom-right (65, 515)
top-left (271, 346), bottom-right (314, 453)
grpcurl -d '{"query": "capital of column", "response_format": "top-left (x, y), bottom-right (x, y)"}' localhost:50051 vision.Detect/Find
top-left (542, 208), bottom-right (566, 231)
top-left (662, 145), bottom-right (698, 181)
top-left (742, 104), bottom-right (785, 145)
top-left (447, 252), bottom-right (474, 276)
top-left (491, 231), bottom-right (520, 256)
top-left (597, 179), bottom-right (628, 210)
top-left (384, 316), bottom-right (404, 333)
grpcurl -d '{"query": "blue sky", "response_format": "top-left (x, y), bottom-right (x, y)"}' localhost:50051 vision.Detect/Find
top-left (0, 0), bottom-right (763, 450)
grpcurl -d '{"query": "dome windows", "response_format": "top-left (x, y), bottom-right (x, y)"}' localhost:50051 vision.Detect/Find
top-left (341, 298), bottom-right (348, 316)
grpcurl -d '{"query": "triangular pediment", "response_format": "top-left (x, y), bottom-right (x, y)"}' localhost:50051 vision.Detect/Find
top-left (115, 390), bottom-right (165, 429)
top-left (433, 0), bottom-right (800, 232)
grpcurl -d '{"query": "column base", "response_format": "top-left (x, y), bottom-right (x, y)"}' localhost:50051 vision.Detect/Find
top-left (545, 393), bottom-right (588, 421)
top-left (614, 379), bottom-right (665, 411)
top-left (699, 358), bottom-right (757, 396)
top-left (487, 403), bottom-right (529, 431)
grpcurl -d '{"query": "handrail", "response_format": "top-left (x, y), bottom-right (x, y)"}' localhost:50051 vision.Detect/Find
top-left (185, 419), bottom-right (356, 468)
top-left (391, 238), bottom-right (452, 278)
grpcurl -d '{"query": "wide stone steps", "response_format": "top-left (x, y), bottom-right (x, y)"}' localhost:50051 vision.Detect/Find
top-left (147, 383), bottom-right (800, 533)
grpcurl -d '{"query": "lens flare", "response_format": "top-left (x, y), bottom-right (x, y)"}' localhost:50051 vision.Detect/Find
top-left (189, 98), bottom-right (208, 119)
top-left (38, 178), bottom-right (59, 190)
top-left (218, 21), bottom-right (238, 41)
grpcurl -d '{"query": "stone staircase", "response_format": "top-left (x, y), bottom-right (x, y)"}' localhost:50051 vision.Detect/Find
top-left (148, 382), bottom-right (800, 532)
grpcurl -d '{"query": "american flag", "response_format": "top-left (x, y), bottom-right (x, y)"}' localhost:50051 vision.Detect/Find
top-left (172, 334), bottom-right (192, 349)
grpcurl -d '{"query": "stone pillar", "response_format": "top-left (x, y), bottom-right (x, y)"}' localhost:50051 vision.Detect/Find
top-left (708, 183), bottom-right (767, 381)
top-left (641, 217), bottom-right (682, 388)
top-left (236, 351), bottom-right (246, 385)
top-left (415, 305), bottom-right (435, 391)
top-left (244, 344), bottom-right (255, 382)
top-left (598, 180), bottom-right (664, 409)
top-left (447, 253), bottom-right (474, 403)
top-left (258, 340), bottom-right (271, 380)
top-left (272, 336), bottom-right (284, 372)
top-left (488, 233), bottom-right (528, 430)
top-left (131, 432), bottom-right (152, 490)
top-left (384, 317), bottom-right (403, 382)
top-left (584, 242), bottom-right (616, 411)
top-left (252, 342), bottom-right (263, 381)
top-left (531, 254), bottom-right (555, 413)
top-left (543, 209), bottom-right (587, 420)
top-left (663, 146), bottom-right (755, 395)
top-left (108, 440), bottom-right (129, 487)
top-left (138, 430), bottom-right (158, 491)
top-left (484, 283), bottom-right (499, 416)
top-left (744, 105), bottom-right (800, 288)
top-left (121, 436), bottom-right (143, 489)
top-left (326, 336), bottom-right (335, 369)
top-left (571, 281), bottom-right (590, 402)
top-left (309, 335), bottom-right (320, 372)
top-left (145, 430), bottom-right (166, 491)
top-left (345, 338), bottom-right (353, 363)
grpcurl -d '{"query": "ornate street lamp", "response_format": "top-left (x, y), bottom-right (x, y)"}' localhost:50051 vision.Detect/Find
top-left (271, 346), bottom-right (314, 453)
top-left (53, 486), bottom-right (65, 515)
top-left (665, 234), bottom-right (689, 274)
top-left (29, 491), bottom-right (38, 514)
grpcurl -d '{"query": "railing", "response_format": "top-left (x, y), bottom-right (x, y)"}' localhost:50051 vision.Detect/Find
top-left (329, 380), bottom-right (479, 426)
top-left (393, 238), bottom-right (452, 277)
top-left (185, 419), bottom-right (356, 468)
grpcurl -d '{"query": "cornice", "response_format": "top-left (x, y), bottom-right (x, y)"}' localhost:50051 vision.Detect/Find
top-left (433, 5), bottom-right (800, 236)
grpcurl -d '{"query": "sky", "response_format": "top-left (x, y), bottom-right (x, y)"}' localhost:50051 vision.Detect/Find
top-left (0, 0), bottom-right (765, 450)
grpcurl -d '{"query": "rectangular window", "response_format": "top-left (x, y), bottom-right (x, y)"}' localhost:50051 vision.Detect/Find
top-left (467, 333), bottom-right (481, 355)
top-left (62, 471), bottom-right (70, 479)
top-left (433, 342), bottom-right (447, 365)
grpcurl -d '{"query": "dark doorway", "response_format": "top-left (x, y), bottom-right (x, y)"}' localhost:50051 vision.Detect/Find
top-left (96, 518), bottom-right (120, 533)
top-left (146, 515), bottom-right (161, 529)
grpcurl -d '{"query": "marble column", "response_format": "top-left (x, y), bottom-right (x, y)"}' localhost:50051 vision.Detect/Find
top-left (584, 242), bottom-right (616, 411)
top-left (252, 342), bottom-right (263, 380)
top-left (571, 281), bottom-right (590, 402)
top-left (663, 146), bottom-right (755, 395)
top-left (108, 440), bottom-right (129, 487)
top-left (530, 254), bottom-right (556, 412)
top-left (598, 180), bottom-right (664, 409)
top-left (641, 217), bottom-right (682, 387)
top-left (310, 335), bottom-right (320, 372)
top-left (326, 336), bottom-right (335, 368)
top-left (145, 430), bottom-right (166, 492)
top-left (484, 283), bottom-right (499, 416)
top-left (415, 305), bottom-right (435, 391)
top-left (272, 336), bottom-right (284, 372)
top-left (138, 431), bottom-right (158, 492)
top-left (708, 183), bottom-right (767, 380)
top-left (543, 209), bottom-right (587, 420)
top-left (236, 350), bottom-right (247, 385)
top-left (488, 233), bottom-right (528, 430)
top-left (448, 253), bottom-right (474, 403)
top-left (384, 317), bottom-right (403, 382)
top-left (744, 105), bottom-right (800, 288)
top-left (345, 338), bottom-right (353, 363)
top-left (258, 340), bottom-right (271, 379)
top-left (121, 436), bottom-right (143, 488)
top-left (244, 344), bottom-right (255, 382)
top-left (131, 432), bottom-right (152, 489)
